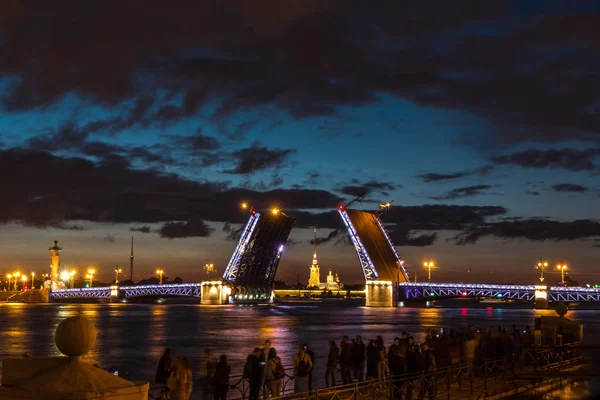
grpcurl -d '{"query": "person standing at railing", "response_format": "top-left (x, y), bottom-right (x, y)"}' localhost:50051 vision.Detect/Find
top-left (266, 347), bottom-right (284, 397)
top-left (244, 348), bottom-right (262, 400)
top-left (168, 355), bottom-right (193, 400)
top-left (339, 335), bottom-right (352, 384)
top-left (156, 348), bottom-right (173, 400)
top-left (325, 340), bottom-right (339, 387)
top-left (202, 348), bottom-right (217, 400)
top-left (420, 343), bottom-right (436, 400)
top-left (292, 344), bottom-right (313, 393)
top-left (375, 336), bottom-right (387, 382)
top-left (509, 333), bottom-right (523, 376)
top-left (213, 355), bottom-right (231, 400)
top-left (351, 335), bottom-right (366, 381)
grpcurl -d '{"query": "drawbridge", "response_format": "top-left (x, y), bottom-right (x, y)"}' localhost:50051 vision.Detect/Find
top-left (222, 208), bottom-right (295, 303)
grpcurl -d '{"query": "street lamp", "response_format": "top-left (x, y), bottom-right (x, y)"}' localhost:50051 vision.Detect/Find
top-left (204, 263), bottom-right (215, 280)
top-left (535, 258), bottom-right (549, 282)
top-left (6, 274), bottom-right (12, 291)
top-left (87, 269), bottom-right (95, 287)
top-left (156, 269), bottom-right (164, 284)
top-left (31, 272), bottom-right (35, 290)
top-left (70, 270), bottom-right (76, 288)
top-left (115, 267), bottom-right (122, 284)
top-left (271, 208), bottom-right (280, 215)
top-left (21, 275), bottom-right (27, 290)
top-left (14, 272), bottom-right (21, 290)
top-left (423, 260), bottom-right (435, 282)
top-left (60, 271), bottom-right (70, 283)
top-left (557, 264), bottom-right (568, 285)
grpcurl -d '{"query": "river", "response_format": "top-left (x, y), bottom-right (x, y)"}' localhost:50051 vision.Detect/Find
top-left (0, 302), bottom-right (598, 397)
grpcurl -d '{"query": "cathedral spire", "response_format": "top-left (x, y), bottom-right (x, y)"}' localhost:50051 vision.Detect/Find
top-left (313, 227), bottom-right (318, 264)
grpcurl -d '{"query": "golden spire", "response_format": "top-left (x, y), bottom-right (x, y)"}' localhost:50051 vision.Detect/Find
top-left (312, 227), bottom-right (318, 265)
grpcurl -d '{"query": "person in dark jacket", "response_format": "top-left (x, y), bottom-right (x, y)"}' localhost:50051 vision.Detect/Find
top-left (213, 355), bottom-right (231, 400)
top-left (326, 340), bottom-right (339, 387)
top-left (339, 335), bottom-right (352, 384)
top-left (156, 348), bottom-right (172, 399)
top-left (351, 335), bottom-right (366, 381)
top-left (244, 348), bottom-right (262, 400)
top-left (304, 344), bottom-right (316, 390)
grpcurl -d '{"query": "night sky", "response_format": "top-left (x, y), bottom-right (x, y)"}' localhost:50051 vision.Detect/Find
top-left (1, 1), bottom-right (599, 285)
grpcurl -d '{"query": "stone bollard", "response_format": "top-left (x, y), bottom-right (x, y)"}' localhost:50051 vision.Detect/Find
top-left (0, 316), bottom-right (149, 399)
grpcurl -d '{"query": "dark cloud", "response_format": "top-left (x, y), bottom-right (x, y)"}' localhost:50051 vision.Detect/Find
top-left (431, 185), bottom-right (496, 200)
top-left (525, 190), bottom-right (540, 196)
top-left (455, 219), bottom-right (600, 245)
top-left (551, 183), bottom-right (589, 193)
top-left (165, 132), bottom-right (221, 151)
top-left (104, 233), bottom-right (116, 243)
top-left (493, 149), bottom-right (600, 171)
top-left (223, 142), bottom-right (296, 174)
top-left (130, 225), bottom-right (151, 233)
top-left (309, 229), bottom-right (342, 245)
top-left (416, 166), bottom-right (493, 183)
top-left (337, 180), bottom-right (399, 198)
top-left (0, 148), bottom-right (341, 230)
top-left (2, 3), bottom-right (598, 144)
top-left (158, 217), bottom-right (214, 239)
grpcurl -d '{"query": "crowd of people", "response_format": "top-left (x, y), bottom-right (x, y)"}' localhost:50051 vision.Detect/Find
top-left (154, 324), bottom-right (551, 400)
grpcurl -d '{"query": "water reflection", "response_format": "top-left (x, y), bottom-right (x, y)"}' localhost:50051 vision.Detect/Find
top-left (0, 303), bottom-right (598, 395)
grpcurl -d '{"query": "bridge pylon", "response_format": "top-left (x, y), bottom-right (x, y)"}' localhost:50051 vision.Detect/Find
top-left (222, 206), bottom-right (295, 304)
top-left (337, 203), bottom-right (409, 307)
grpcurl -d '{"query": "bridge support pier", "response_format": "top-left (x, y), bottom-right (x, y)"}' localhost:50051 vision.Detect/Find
top-left (201, 281), bottom-right (230, 305)
top-left (534, 286), bottom-right (549, 309)
top-left (365, 280), bottom-right (394, 307)
top-left (110, 286), bottom-right (120, 303)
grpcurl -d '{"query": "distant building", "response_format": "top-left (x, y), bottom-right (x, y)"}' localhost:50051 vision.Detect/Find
top-left (308, 228), bottom-right (341, 290)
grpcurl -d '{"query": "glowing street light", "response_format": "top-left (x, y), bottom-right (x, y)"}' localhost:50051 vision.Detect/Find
top-left (204, 263), bottom-right (215, 280)
top-left (21, 275), bottom-right (27, 290)
top-left (115, 267), bottom-right (122, 284)
top-left (30, 272), bottom-right (35, 290)
top-left (6, 274), bottom-right (12, 291)
top-left (535, 258), bottom-right (549, 282)
top-left (241, 202), bottom-right (248, 210)
top-left (557, 264), bottom-right (568, 285)
top-left (60, 271), bottom-right (70, 282)
top-left (70, 270), bottom-right (76, 288)
top-left (271, 208), bottom-right (280, 215)
top-left (14, 272), bottom-right (21, 291)
top-left (156, 269), bottom-right (164, 284)
top-left (423, 260), bottom-right (435, 282)
top-left (86, 269), bottom-right (95, 288)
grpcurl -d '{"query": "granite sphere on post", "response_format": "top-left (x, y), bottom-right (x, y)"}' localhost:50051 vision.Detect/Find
top-left (54, 316), bottom-right (97, 356)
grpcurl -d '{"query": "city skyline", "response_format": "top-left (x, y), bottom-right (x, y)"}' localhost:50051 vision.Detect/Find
top-left (1, 2), bottom-right (600, 285)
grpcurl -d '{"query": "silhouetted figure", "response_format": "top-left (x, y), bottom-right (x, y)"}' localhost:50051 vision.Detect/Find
top-left (326, 340), bottom-right (339, 387)
top-left (156, 348), bottom-right (172, 399)
top-left (213, 355), bottom-right (231, 400)
top-left (293, 344), bottom-right (313, 393)
top-left (168, 355), bottom-right (193, 400)
top-left (244, 348), bottom-right (262, 400)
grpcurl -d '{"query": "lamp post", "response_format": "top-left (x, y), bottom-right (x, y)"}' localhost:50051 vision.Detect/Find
top-left (21, 275), bottom-right (27, 290)
top-left (31, 272), bottom-right (35, 290)
top-left (87, 269), bottom-right (95, 287)
top-left (70, 270), bottom-right (76, 288)
top-left (115, 267), bottom-right (122, 284)
top-left (6, 274), bottom-right (12, 291)
top-left (14, 272), bottom-right (21, 290)
top-left (423, 260), bottom-right (435, 282)
top-left (204, 263), bottom-right (215, 280)
top-left (535, 258), bottom-right (548, 282)
top-left (557, 264), bottom-right (567, 285)
top-left (156, 269), bottom-right (164, 284)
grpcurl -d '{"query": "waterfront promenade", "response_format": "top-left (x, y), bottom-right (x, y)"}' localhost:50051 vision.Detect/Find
top-left (146, 343), bottom-right (587, 399)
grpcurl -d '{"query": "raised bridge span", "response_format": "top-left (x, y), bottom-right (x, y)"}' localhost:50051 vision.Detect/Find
top-left (46, 202), bottom-right (600, 306)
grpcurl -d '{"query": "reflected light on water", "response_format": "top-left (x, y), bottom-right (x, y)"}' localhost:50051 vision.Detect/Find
top-left (0, 302), bottom-right (598, 395)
